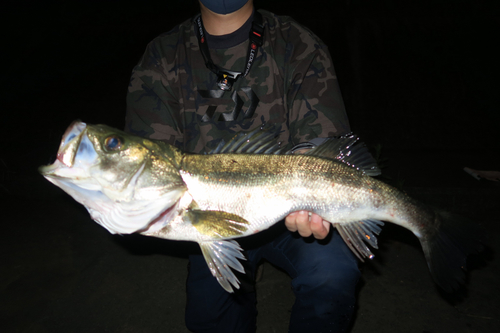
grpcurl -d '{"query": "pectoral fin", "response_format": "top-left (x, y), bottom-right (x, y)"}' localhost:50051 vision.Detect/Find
top-left (199, 240), bottom-right (246, 292)
top-left (186, 210), bottom-right (250, 292)
top-left (187, 210), bottom-right (249, 238)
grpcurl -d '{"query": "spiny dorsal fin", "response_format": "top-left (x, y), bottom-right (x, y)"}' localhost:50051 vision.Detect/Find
top-left (334, 219), bottom-right (385, 261)
top-left (208, 125), bottom-right (286, 155)
top-left (208, 128), bottom-right (380, 176)
top-left (303, 134), bottom-right (381, 176)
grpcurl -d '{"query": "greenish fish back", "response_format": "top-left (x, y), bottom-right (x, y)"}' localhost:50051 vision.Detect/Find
top-left (208, 127), bottom-right (380, 176)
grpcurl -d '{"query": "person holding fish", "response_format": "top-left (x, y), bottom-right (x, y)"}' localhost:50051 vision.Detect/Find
top-left (126, 0), bottom-right (359, 331)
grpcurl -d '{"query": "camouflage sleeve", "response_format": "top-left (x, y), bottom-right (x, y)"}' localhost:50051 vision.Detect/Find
top-left (124, 39), bottom-right (184, 147)
top-left (285, 24), bottom-right (350, 144)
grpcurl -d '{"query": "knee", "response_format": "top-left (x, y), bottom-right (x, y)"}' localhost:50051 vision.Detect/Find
top-left (293, 259), bottom-right (360, 301)
top-left (291, 264), bottom-right (359, 324)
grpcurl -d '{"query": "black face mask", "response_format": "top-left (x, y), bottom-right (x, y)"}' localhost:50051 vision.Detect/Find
top-left (199, 0), bottom-right (249, 15)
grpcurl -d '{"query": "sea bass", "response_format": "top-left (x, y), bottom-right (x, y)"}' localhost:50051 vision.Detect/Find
top-left (39, 121), bottom-right (485, 292)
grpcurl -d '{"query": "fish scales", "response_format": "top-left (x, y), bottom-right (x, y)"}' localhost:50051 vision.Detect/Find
top-left (180, 153), bottom-right (391, 235)
top-left (183, 154), bottom-right (331, 232)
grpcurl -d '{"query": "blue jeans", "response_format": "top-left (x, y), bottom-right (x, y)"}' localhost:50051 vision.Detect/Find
top-left (185, 228), bottom-right (360, 333)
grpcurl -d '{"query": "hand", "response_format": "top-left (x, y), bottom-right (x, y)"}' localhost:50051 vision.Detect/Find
top-left (285, 211), bottom-right (330, 240)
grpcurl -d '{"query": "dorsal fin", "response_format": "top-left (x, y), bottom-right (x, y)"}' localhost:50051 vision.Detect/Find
top-left (303, 134), bottom-right (381, 176)
top-left (208, 129), bottom-right (381, 176)
top-left (208, 125), bottom-right (286, 155)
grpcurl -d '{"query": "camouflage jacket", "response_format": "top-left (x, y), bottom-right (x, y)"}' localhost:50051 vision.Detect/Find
top-left (125, 9), bottom-right (350, 154)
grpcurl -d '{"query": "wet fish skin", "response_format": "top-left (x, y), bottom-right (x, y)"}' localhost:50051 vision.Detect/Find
top-left (154, 152), bottom-right (483, 292)
top-left (177, 152), bottom-right (427, 238)
top-left (39, 121), bottom-right (486, 292)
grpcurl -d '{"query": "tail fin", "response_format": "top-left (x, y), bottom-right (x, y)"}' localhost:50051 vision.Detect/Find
top-left (419, 211), bottom-right (486, 292)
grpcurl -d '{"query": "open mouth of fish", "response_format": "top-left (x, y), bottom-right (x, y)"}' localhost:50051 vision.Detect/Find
top-left (39, 121), bottom-right (101, 188)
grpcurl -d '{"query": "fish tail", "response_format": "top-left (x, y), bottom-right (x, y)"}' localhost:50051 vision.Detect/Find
top-left (418, 210), bottom-right (486, 292)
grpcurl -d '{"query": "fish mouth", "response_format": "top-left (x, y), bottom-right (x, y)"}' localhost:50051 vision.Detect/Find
top-left (39, 121), bottom-right (102, 196)
top-left (39, 121), bottom-right (98, 179)
top-left (56, 121), bottom-right (88, 167)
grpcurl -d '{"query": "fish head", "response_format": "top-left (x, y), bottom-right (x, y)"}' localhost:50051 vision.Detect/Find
top-left (39, 121), bottom-right (186, 234)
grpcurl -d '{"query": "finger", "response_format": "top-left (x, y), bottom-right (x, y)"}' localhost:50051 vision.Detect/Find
top-left (322, 221), bottom-right (331, 234)
top-left (285, 212), bottom-right (298, 232)
top-left (295, 211), bottom-right (312, 237)
top-left (310, 213), bottom-right (329, 239)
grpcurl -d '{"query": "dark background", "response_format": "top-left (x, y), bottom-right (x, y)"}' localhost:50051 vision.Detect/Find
top-left (1, 0), bottom-right (499, 332)
top-left (2, 0), bottom-right (498, 189)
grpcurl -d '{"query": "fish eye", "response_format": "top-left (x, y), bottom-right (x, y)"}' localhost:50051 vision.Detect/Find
top-left (104, 135), bottom-right (123, 151)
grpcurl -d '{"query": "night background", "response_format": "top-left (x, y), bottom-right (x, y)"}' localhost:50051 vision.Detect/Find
top-left (1, 0), bottom-right (499, 332)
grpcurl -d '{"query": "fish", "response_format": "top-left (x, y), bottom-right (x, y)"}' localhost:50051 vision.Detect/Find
top-left (39, 121), bottom-right (486, 293)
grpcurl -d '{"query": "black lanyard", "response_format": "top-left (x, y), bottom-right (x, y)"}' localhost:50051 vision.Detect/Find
top-left (194, 11), bottom-right (264, 91)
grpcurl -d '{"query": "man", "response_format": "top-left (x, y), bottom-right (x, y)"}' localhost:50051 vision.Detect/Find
top-left (125, 0), bottom-right (360, 332)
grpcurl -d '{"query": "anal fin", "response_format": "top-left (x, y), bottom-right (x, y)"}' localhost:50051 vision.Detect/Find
top-left (200, 240), bottom-right (246, 292)
top-left (335, 219), bottom-right (384, 261)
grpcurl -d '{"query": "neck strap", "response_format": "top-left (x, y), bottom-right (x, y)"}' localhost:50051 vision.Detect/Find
top-left (194, 11), bottom-right (264, 91)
